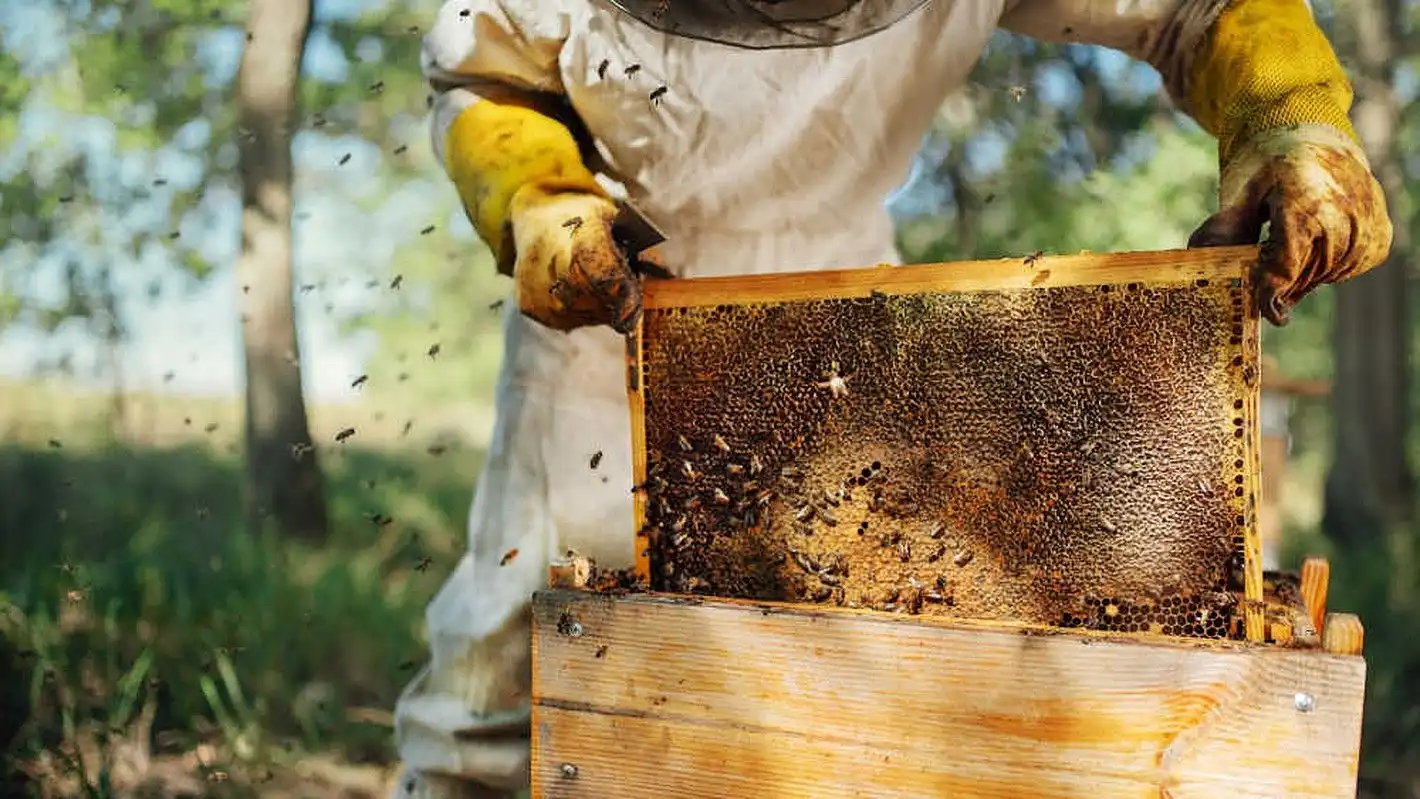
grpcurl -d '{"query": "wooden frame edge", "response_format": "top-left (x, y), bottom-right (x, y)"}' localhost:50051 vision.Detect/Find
top-left (642, 245), bottom-right (1260, 309)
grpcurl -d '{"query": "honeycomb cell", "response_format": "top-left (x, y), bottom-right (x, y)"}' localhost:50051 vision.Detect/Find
top-left (633, 271), bottom-right (1259, 641)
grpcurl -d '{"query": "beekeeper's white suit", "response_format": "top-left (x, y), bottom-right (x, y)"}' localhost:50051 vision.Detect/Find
top-left (390, 0), bottom-right (1391, 794)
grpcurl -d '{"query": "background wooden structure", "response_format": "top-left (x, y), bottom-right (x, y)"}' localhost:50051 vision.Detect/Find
top-left (1259, 355), bottom-right (1333, 570)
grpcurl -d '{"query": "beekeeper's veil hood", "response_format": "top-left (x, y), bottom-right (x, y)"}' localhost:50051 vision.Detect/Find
top-left (603, 0), bottom-right (931, 49)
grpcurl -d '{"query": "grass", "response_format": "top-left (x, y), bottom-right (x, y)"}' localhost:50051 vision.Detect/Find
top-left (1, 381), bottom-right (486, 797)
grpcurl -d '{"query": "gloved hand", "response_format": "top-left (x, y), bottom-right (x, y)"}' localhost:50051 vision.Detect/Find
top-left (437, 90), bottom-right (643, 334)
top-left (1188, 123), bottom-right (1393, 326)
top-left (506, 183), bottom-right (643, 334)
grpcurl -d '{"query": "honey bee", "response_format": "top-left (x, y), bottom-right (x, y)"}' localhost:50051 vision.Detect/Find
top-left (789, 548), bottom-right (820, 574)
top-left (712, 434), bottom-right (731, 453)
top-left (816, 361), bottom-right (851, 398)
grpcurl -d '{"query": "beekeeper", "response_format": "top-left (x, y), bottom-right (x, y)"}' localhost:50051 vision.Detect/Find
top-left (392, 0), bottom-right (1393, 795)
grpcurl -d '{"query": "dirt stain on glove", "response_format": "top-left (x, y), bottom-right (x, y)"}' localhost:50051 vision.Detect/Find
top-left (1188, 124), bottom-right (1393, 326)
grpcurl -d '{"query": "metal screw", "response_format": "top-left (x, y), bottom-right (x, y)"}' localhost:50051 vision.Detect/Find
top-left (1293, 692), bottom-right (1315, 713)
top-left (560, 763), bottom-right (579, 779)
top-left (567, 621), bottom-right (584, 638)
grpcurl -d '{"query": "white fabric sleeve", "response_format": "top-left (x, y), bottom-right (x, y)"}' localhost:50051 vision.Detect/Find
top-left (420, 0), bottom-right (575, 170)
top-left (997, 0), bottom-right (1230, 108)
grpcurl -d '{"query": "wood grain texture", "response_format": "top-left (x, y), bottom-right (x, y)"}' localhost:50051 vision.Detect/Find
top-left (1322, 613), bottom-right (1364, 656)
top-left (641, 245), bottom-right (1261, 309)
top-left (1302, 557), bottom-right (1331, 634)
top-left (629, 245), bottom-right (1266, 642)
top-left (530, 589), bottom-right (1365, 799)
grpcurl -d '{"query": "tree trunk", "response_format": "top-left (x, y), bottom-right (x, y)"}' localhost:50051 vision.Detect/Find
top-left (234, 0), bottom-right (328, 541)
top-left (1322, 0), bottom-right (1414, 554)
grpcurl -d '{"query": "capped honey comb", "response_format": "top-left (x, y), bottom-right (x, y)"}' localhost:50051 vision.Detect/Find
top-left (627, 247), bottom-right (1264, 641)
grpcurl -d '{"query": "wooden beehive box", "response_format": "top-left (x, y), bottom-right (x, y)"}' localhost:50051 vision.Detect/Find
top-left (626, 245), bottom-right (1268, 641)
top-left (530, 588), bottom-right (1366, 798)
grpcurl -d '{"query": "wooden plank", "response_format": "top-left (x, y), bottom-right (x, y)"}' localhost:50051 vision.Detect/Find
top-left (641, 245), bottom-right (1260, 309)
top-left (1302, 557), bottom-right (1331, 634)
top-left (1322, 613), bottom-right (1364, 656)
top-left (530, 589), bottom-right (1365, 799)
top-left (629, 245), bottom-right (1266, 642)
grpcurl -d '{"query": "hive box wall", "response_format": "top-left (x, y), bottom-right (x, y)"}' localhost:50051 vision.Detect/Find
top-left (627, 246), bottom-right (1266, 641)
top-left (530, 589), bottom-right (1365, 798)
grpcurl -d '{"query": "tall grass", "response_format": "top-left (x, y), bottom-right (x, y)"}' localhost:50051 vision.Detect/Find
top-left (1, 384), bottom-right (485, 796)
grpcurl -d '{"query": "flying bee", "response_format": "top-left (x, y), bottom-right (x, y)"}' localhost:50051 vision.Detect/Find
top-left (712, 433), bottom-right (730, 453)
top-left (677, 434), bottom-right (694, 452)
top-left (681, 460), bottom-right (700, 481)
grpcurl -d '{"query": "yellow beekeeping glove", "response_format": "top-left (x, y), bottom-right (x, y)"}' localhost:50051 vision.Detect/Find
top-left (1184, 0), bottom-right (1392, 325)
top-left (442, 92), bottom-right (643, 333)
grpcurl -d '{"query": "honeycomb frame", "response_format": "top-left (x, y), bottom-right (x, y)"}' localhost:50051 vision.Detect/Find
top-left (626, 245), bottom-right (1266, 643)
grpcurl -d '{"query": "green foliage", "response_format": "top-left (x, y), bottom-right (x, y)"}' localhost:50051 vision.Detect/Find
top-left (0, 432), bottom-right (477, 794)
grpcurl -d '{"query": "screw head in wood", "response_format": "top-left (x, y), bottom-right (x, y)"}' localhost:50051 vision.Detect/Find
top-left (560, 763), bottom-right (579, 779)
top-left (1293, 692), bottom-right (1315, 713)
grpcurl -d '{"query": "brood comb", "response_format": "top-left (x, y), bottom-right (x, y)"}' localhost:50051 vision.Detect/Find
top-left (626, 246), bottom-right (1265, 641)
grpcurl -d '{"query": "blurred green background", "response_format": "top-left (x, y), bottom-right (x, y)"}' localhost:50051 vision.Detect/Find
top-left (1, 0), bottom-right (1417, 796)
